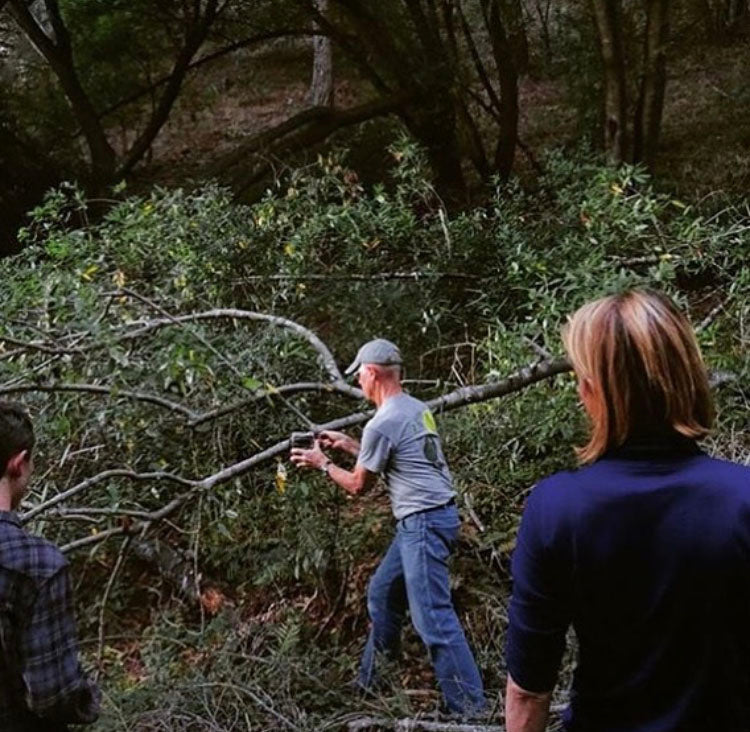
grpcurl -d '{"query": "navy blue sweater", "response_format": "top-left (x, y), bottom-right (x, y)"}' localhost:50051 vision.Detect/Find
top-left (506, 436), bottom-right (750, 731)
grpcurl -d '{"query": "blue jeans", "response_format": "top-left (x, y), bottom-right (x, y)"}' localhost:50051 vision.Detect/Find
top-left (358, 503), bottom-right (486, 715)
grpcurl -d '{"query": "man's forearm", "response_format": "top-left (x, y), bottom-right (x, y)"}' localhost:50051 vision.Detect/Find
top-left (342, 438), bottom-right (360, 457)
top-left (327, 463), bottom-right (365, 495)
top-left (505, 675), bottom-right (552, 732)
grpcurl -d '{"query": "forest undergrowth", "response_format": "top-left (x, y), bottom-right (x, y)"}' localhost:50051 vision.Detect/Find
top-left (1, 142), bottom-right (747, 729)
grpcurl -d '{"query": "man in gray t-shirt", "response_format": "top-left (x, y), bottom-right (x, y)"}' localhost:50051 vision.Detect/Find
top-left (291, 339), bottom-right (485, 717)
top-left (359, 390), bottom-right (455, 520)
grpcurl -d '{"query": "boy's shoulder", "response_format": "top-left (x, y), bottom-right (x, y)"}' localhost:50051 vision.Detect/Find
top-left (0, 519), bottom-right (67, 584)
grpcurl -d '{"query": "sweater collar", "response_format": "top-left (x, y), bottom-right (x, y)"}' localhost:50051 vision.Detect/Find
top-left (604, 430), bottom-right (702, 460)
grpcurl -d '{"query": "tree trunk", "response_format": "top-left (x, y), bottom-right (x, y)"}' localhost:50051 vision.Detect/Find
top-left (633, 0), bottom-right (670, 169)
top-left (484, 0), bottom-right (519, 179)
top-left (8, 0), bottom-right (116, 184)
top-left (307, 0), bottom-right (333, 106)
top-left (404, 96), bottom-right (467, 205)
top-left (590, 0), bottom-right (628, 163)
top-left (499, 0), bottom-right (529, 74)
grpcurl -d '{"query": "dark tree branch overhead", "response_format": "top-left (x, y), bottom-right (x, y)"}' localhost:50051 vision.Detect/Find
top-left (91, 29), bottom-right (317, 126)
top-left (7, 0), bottom-right (227, 183)
top-left (115, 0), bottom-right (220, 177)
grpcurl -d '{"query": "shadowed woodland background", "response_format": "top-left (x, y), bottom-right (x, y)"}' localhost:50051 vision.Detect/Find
top-left (0, 1), bottom-right (748, 729)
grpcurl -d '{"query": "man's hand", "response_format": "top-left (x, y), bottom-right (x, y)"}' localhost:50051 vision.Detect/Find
top-left (317, 430), bottom-right (360, 456)
top-left (290, 440), bottom-right (330, 471)
top-left (505, 675), bottom-right (552, 732)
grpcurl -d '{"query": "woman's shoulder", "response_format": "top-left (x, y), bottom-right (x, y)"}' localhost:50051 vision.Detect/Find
top-left (532, 451), bottom-right (750, 506)
top-left (691, 452), bottom-right (750, 489)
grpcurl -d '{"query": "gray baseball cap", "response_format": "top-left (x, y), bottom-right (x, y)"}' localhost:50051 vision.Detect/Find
top-left (345, 338), bottom-right (403, 376)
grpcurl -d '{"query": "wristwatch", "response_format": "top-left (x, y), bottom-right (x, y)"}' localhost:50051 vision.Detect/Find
top-left (320, 459), bottom-right (332, 475)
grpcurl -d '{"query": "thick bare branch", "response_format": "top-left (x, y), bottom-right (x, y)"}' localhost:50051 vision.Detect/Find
top-left (0, 334), bottom-right (83, 355)
top-left (0, 382), bottom-right (198, 419)
top-left (3, 305), bottom-right (346, 384)
top-left (52, 359), bottom-right (571, 540)
top-left (120, 308), bottom-right (344, 382)
top-left (22, 470), bottom-right (198, 523)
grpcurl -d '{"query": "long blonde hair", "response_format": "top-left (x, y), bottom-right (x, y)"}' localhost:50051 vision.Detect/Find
top-left (562, 290), bottom-right (714, 463)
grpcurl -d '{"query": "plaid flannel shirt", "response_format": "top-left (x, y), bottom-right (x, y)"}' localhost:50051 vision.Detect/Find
top-left (0, 511), bottom-right (100, 731)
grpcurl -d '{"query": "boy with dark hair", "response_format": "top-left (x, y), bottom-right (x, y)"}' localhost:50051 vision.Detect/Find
top-left (0, 401), bottom-right (100, 731)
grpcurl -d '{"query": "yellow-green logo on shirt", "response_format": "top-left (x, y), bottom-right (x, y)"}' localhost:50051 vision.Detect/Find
top-left (422, 410), bottom-right (437, 434)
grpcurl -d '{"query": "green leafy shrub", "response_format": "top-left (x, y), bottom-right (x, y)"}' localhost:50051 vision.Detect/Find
top-left (1, 145), bottom-right (746, 727)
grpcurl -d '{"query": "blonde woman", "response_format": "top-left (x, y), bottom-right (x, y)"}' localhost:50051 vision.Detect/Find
top-left (505, 290), bottom-right (750, 732)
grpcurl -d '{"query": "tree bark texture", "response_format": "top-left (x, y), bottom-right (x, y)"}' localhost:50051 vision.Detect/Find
top-left (308, 0), bottom-right (333, 106)
top-left (590, 0), bottom-right (628, 163)
top-left (633, 0), bottom-right (670, 169)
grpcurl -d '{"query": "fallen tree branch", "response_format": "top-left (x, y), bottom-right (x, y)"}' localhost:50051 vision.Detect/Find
top-left (0, 382), bottom-right (198, 420)
top-left (346, 717), bottom-right (504, 731)
top-left (51, 359), bottom-right (570, 552)
top-left (28, 355), bottom-right (735, 554)
top-left (21, 470), bottom-right (198, 524)
top-left (0, 379), bottom-right (362, 428)
top-left (3, 306), bottom-right (345, 383)
top-left (234, 272), bottom-right (483, 283)
top-left (119, 307), bottom-right (344, 382)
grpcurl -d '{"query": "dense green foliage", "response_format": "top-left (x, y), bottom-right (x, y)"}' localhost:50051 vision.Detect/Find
top-left (1, 147), bottom-right (748, 728)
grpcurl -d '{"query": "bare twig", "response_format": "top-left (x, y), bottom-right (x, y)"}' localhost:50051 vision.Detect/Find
top-left (0, 334), bottom-right (84, 355)
top-left (462, 491), bottom-right (485, 533)
top-left (698, 299), bottom-right (726, 331)
top-left (188, 380), bottom-right (363, 427)
top-left (233, 272), bottom-right (482, 283)
top-left (522, 336), bottom-right (552, 361)
top-left (95, 536), bottom-right (132, 682)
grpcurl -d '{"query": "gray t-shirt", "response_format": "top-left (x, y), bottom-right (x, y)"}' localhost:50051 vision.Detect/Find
top-left (357, 393), bottom-right (455, 519)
